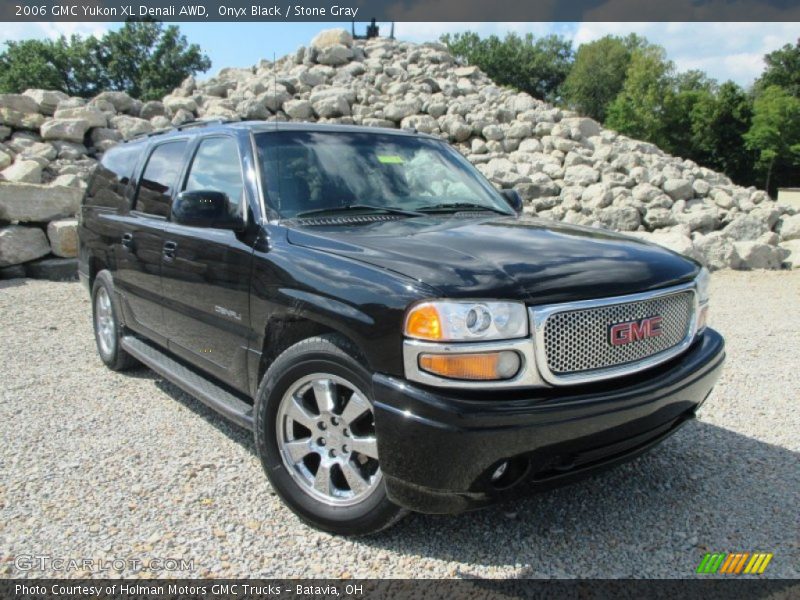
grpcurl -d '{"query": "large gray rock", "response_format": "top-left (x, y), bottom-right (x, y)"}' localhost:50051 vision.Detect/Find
top-left (310, 29), bottom-right (353, 50)
top-left (317, 44), bottom-right (354, 66)
top-left (560, 117), bottom-right (601, 140)
top-left (564, 165), bottom-right (600, 186)
top-left (25, 256), bottom-right (78, 280)
top-left (628, 230), bottom-right (701, 262)
top-left (663, 178), bottom-right (693, 201)
top-left (0, 93), bottom-right (39, 114)
top-left (778, 214), bottom-right (800, 241)
top-left (309, 87), bottom-right (352, 118)
top-left (284, 99), bottom-right (313, 120)
top-left (140, 100), bottom-right (167, 120)
top-left (597, 206), bottom-right (641, 231)
top-left (23, 89), bottom-right (69, 115)
top-left (0, 225), bottom-right (50, 266)
top-left (41, 118), bottom-right (90, 143)
top-left (163, 95), bottom-right (198, 114)
top-left (0, 160), bottom-right (42, 184)
top-left (46, 218), bottom-right (78, 258)
top-left (722, 214), bottom-right (770, 241)
top-left (384, 99), bottom-right (422, 122)
top-left (0, 108), bottom-right (45, 130)
top-left (95, 91), bottom-right (137, 114)
top-left (53, 106), bottom-right (108, 129)
top-left (694, 232), bottom-right (741, 270)
top-left (733, 241), bottom-right (788, 270)
top-left (109, 115), bottom-right (153, 140)
top-left (0, 182), bottom-right (82, 222)
top-left (780, 240), bottom-right (800, 268)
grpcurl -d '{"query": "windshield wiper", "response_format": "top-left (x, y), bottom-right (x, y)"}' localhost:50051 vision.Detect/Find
top-left (295, 204), bottom-right (425, 218)
top-left (417, 202), bottom-right (511, 215)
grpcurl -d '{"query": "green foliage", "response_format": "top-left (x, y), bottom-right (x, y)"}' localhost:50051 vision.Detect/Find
top-left (605, 46), bottom-right (674, 147)
top-left (756, 39), bottom-right (800, 98)
top-left (0, 21), bottom-right (210, 100)
top-left (440, 32), bottom-right (573, 102)
top-left (561, 34), bottom-right (646, 122)
top-left (689, 81), bottom-right (755, 184)
top-left (744, 85), bottom-right (800, 192)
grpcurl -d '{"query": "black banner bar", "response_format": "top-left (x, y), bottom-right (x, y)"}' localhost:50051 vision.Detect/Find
top-left (2, 0), bottom-right (800, 22)
top-left (2, 580), bottom-right (799, 600)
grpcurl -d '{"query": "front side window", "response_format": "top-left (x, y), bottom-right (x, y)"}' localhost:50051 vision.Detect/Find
top-left (183, 136), bottom-right (245, 215)
top-left (85, 144), bottom-right (140, 208)
top-left (135, 140), bottom-right (187, 217)
top-left (254, 131), bottom-right (512, 218)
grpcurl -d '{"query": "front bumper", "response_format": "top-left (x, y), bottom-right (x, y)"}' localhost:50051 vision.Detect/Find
top-left (371, 328), bottom-right (725, 514)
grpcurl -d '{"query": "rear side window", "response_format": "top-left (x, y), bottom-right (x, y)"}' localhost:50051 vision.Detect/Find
top-left (184, 137), bottom-right (245, 214)
top-left (135, 140), bottom-right (187, 217)
top-left (84, 144), bottom-right (140, 208)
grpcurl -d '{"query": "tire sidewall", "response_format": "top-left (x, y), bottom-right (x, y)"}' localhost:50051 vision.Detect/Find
top-left (255, 338), bottom-right (400, 534)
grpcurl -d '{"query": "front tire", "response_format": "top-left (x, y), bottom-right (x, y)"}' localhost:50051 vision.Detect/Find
top-left (254, 334), bottom-right (405, 535)
top-left (91, 270), bottom-right (137, 371)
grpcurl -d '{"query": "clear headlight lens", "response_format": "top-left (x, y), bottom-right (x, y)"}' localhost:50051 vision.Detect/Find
top-left (404, 300), bottom-right (528, 341)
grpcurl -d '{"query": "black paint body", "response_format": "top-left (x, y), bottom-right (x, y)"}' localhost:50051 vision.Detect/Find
top-left (79, 122), bottom-right (725, 513)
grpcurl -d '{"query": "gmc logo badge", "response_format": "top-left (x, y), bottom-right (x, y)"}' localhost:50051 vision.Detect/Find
top-left (609, 316), bottom-right (663, 346)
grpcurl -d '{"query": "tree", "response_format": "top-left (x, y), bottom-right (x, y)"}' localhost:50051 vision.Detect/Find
top-left (97, 21), bottom-right (211, 100)
top-left (605, 45), bottom-right (674, 147)
top-left (440, 31), bottom-right (573, 102)
top-left (756, 39), bottom-right (800, 98)
top-left (689, 81), bottom-right (755, 184)
top-left (0, 21), bottom-right (210, 100)
top-left (744, 85), bottom-right (800, 193)
top-left (561, 34), bottom-right (646, 122)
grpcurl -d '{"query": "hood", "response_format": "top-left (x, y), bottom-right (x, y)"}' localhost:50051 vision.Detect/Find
top-left (286, 215), bottom-right (699, 305)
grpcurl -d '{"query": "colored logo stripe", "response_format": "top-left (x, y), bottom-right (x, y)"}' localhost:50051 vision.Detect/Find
top-left (697, 553), bottom-right (773, 574)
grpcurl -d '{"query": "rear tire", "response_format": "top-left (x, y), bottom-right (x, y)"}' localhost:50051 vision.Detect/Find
top-left (254, 334), bottom-right (405, 535)
top-left (91, 270), bottom-right (137, 371)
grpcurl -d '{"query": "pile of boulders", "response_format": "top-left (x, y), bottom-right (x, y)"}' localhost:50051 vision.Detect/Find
top-left (1, 28), bottom-right (799, 279)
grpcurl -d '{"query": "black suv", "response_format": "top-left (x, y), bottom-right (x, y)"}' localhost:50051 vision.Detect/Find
top-left (79, 121), bottom-right (725, 534)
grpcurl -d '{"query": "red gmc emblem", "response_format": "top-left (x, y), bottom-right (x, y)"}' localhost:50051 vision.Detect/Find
top-left (609, 316), bottom-right (663, 346)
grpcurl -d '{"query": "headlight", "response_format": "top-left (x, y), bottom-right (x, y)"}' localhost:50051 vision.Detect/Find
top-left (695, 267), bottom-right (710, 332)
top-left (695, 266), bottom-right (710, 304)
top-left (404, 300), bottom-right (528, 341)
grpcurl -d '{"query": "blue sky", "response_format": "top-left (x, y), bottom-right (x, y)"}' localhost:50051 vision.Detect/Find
top-left (2, 21), bottom-right (798, 88)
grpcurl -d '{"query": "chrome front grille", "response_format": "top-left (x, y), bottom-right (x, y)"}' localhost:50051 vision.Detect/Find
top-left (531, 284), bottom-right (698, 385)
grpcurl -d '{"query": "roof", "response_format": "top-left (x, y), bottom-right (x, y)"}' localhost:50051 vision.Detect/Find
top-left (123, 119), bottom-right (438, 144)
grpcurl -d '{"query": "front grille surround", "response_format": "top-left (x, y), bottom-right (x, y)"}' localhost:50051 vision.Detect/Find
top-left (529, 282), bottom-right (699, 386)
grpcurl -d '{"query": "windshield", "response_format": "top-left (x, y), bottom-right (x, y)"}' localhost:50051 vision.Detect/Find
top-left (254, 130), bottom-right (513, 218)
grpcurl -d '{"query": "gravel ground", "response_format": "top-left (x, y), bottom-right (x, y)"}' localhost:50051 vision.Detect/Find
top-left (0, 270), bottom-right (798, 579)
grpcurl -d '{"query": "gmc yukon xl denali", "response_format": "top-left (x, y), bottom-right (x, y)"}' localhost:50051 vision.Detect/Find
top-left (79, 121), bottom-right (725, 534)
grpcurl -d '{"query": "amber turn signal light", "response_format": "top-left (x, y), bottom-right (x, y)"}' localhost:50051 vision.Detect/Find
top-left (405, 304), bottom-right (442, 340)
top-left (418, 351), bottom-right (520, 381)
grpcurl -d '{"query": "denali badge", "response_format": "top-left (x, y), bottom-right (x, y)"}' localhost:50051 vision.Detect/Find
top-left (609, 316), bottom-right (663, 346)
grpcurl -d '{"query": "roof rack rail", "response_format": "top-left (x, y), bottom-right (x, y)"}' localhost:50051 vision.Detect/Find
top-left (123, 118), bottom-right (237, 143)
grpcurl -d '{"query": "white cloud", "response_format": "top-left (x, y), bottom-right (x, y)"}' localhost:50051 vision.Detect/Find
top-left (0, 22), bottom-right (109, 46)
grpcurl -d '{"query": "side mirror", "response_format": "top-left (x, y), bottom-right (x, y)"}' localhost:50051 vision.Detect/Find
top-left (500, 189), bottom-right (523, 214)
top-left (172, 190), bottom-right (243, 231)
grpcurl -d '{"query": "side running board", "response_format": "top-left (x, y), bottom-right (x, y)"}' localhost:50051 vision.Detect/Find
top-left (120, 336), bottom-right (254, 431)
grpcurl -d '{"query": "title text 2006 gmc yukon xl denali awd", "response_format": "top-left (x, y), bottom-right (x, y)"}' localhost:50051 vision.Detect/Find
top-left (79, 121), bottom-right (725, 534)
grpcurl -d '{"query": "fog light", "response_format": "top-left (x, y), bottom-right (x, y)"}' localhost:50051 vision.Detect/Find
top-left (491, 461), bottom-right (508, 482)
top-left (418, 351), bottom-right (521, 381)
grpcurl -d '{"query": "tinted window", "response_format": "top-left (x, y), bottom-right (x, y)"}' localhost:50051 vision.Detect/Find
top-left (84, 144), bottom-right (140, 208)
top-left (135, 141), bottom-right (187, 217)
top-left (184, 137), bottom-right (244, 214)
top-left (254, 131), bottom-right (511, 218)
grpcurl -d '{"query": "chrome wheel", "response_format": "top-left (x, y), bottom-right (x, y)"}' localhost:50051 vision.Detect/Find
top-left (95, 286), bottom-right (116, 356)
top-left (276, 373), bottom-right (381, 507)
